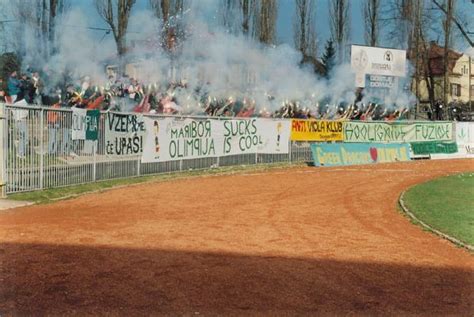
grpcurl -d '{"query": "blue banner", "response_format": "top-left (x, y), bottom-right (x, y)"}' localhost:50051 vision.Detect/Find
top-left (310, 143), bottom-right (411, 167)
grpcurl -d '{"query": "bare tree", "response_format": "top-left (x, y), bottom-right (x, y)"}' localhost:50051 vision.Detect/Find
top-left (219, 0), bottom-right (241, 34)
top-left (10, 0), bottom-right (68, 59)
top-left (49, 0), bottom-right (65, 54)
top-left (384, 0), bottom-right (420, 51)
top-left (95, 0), bottom-right (137, 59)
top-left (385, 0), bottom-right (436, 116)
top-left (149, 0), bottom-right (169, 22)
top-left (219, 0), bottom-right (257, 37)
top-left (387, 0), bottom-right (470, 115)
top-left (149, 0), bottom-right (189, 55)
top-left (411, 0), bottom-right (424, 114)
top-left (442, 0), bottom-right (455, 105)
top-left (329, 0), bottom-right (350, 63)
top-left (241, 0), bottom-right (256, 36)
top-left (421, 0), bottom-right (473, 107)
top-left (10, 0), bottom-right (29, 57)
top-left (39, 0), bottom-right (48, 57)
top-left (49, 0), bottom-right (57, 52)
top-left (293, 0), bottom-right (317, 58)
top-left (256, 0), bottom-right (278, 45)
top-left (363, 0), bottom-right (380, 47)
top-left (149, 0), bottom-right (187, 23)
top-left (431, 0), bottom-right (473, 48)
top-left (410, 0), bottom-right (438, 115)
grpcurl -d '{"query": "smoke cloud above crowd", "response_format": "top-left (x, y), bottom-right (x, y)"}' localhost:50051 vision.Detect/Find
top-left (8, 0), bottom-right (417, 117)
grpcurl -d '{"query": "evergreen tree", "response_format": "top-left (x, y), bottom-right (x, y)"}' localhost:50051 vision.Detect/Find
top-left (321, 40), bottom-right (336, 78)
top-left (0, 52), bottom-right (21, 83)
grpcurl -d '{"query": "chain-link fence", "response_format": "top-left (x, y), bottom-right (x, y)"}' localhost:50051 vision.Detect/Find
top-left (3, 104), bottom-right (312, 194)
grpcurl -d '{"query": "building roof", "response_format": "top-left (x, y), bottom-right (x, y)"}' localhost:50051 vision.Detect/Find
top-left (426, 42), bottom-right (463, 76)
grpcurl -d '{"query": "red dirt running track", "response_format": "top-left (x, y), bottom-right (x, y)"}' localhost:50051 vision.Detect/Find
top-left (0, 159), bottom-right (473, 315)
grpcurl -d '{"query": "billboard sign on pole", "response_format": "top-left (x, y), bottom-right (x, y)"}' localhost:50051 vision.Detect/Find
top-left (351, 45), bottom-right (407, 78)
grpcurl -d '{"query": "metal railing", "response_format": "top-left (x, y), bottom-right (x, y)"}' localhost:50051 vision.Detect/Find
top-left (3, 104), bottom-right (312, 194)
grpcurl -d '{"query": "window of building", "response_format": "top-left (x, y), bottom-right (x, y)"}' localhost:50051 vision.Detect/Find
top-left (451, 83), bottom-right (461, 97)
top-left (471, 85), bottom-right (474, 98)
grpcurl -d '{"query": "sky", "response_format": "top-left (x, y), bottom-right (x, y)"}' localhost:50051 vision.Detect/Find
top-left (66, 0), bottom-right (473, 53)
top-left (2, 0), bottom-right (472, 55)
top-left (68, 0), bottom-right (379, 52)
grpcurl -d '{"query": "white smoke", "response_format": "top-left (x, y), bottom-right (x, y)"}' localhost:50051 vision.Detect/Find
top-left (14, 0), bottom-right (416, 113)
top-left (17, 7), bottom-right (116, 94)
top-left (124, 2), bottom-right (359, 113)
top-left (466, 47), bottom-right (474, 58)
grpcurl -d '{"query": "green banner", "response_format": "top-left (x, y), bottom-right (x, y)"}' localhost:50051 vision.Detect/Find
top-left (311, 143), bottom-right (411, 167)
top-left (85, 110), bottom-right (100, 141)
top-left (411, 142), bottom-right (458, 155)
top-left (343, 121), bottom-right (453, 143)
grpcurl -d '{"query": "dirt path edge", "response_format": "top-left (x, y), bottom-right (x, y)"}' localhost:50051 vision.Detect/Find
top-left (398, 190), bottom-right (474, 252)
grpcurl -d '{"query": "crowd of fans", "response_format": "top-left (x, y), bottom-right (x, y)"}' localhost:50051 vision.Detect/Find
top-left (0, 68), bottom-right (416, 121)
top-left (2, 67), bottom-right (469, 159)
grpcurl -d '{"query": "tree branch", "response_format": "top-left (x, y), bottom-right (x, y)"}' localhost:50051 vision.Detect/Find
top-left (432, 0), bottom-right (474, 47)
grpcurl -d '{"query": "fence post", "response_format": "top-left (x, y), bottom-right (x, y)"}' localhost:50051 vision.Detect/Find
top-left (216, 116), bottom-right (220, 168)
top-left (137, 156), bottom-right (141, 176)
top-left (92, 141), bottom-right (97, 182)
top-left (39, 108), bottom-right (44, 190)
top-left (289, 140), bottom-right (292, 163)
top-left (0, 104), bottom-right (6, 197)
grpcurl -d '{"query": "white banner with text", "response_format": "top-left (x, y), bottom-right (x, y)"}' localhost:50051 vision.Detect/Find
top-left (141, 117), bottom-right (291, 163)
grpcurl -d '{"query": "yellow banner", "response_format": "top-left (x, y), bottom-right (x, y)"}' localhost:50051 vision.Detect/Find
top-left (291, 120), bottom-right (343, 141)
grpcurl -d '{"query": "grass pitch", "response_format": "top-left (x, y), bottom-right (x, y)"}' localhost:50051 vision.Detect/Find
top-left (403, 172), bottom-right (474, 246)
